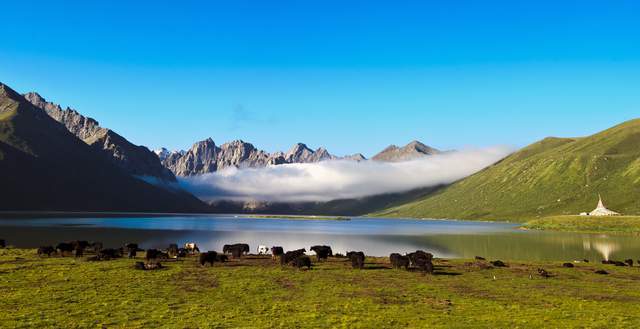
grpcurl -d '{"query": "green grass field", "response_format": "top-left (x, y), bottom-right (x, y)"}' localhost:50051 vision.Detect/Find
top-left (523, 215), bottom-right (640, 234)
top-left (2, 248), bottom-right (640, 328)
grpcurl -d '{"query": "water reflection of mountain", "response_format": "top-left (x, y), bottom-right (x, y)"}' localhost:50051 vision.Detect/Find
top-left (2, 216), bottom-right (640, 261)
top-left (398, 232), bottom-right (639, 261)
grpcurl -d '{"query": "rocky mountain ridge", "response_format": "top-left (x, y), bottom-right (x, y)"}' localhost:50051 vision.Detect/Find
top-left (159, 138), bottom-right (437, 176)
top-left (23, 92), bottom-right (175, 181)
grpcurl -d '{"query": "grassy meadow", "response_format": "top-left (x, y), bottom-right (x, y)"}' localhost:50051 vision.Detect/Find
top-left (522, 215), bottom-right (640, 234)
top-left (2, 248), bottom-right (640, 328)
top-left (375, 119), bottom-right (640, 222)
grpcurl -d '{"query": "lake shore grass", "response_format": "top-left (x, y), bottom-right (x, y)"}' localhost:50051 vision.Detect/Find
top-left (244, 214), bottom-right (351, 221)
top-left (522, 215), bottom-right (640, 234)
top-left (2, 248), bottom-right (640, 328)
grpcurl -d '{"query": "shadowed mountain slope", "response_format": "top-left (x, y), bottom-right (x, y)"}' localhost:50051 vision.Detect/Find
top-left (0, 82), bottom-right (207, 212)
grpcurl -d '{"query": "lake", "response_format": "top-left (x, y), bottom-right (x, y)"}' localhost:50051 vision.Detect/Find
top-left (1, 214), bottom-right (639, 261)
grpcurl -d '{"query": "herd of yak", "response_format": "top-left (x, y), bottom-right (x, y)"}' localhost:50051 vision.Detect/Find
top-left (1, 238), bottom-right (637, 275)
top-left (0, 238), bottom-right (435, 273)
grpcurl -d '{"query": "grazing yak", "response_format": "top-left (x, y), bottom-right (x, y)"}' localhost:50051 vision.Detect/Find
top-left (292, 255), bottom-right (312, 269)
top-left (145, 249), bottom-right (168, 261)
top-left (168, 244), bottom-right (179, 258)
top-left (625, 259), bottom-right (634, 267)
top-left (347, 251), bottom-right (365, 269)
top-left (224, 243), bottom-right (250, 258)
top-left (37, 246), bottom-right (56, 257)
top-left (257, 245), bottom-right (269, 255)
top-left (199, 251), bottom-right (218, 266)
top-left (490, 260), bottom-right (507, 267)
top-left (91, 242), bottom-right (103, 253)
top-left (562, 262), bottom-right (574, 268)
top-left (538, 268), bottom-right (551, 278)
top-left (184, 242), bottom-right (200, 253)
top-left (56, 242), bottom-right (74, 256)
top-left (125, 243), bottom-right (139, 259)
top-left (407, 250), bottom-right (434, 273)
top-left (310, 245), bottom-right (333, 261)
top-left (71, 240), bottom-right (90, 251)
top-left (216, 254), bottom-right (228, 262)
top-left (271, 246), bottom-right (284, 260)
top-left (177, 248), bottom-right (188, 258)
top-left (281, 249), bottom-right (307, 266)
top-left (390, 253), bottom-right (410, 270)
top-left (74, 245), bottom-right (84, 258)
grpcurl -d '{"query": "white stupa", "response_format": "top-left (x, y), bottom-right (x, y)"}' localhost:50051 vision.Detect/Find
top-left (583, 194), bottom-right (620, 217)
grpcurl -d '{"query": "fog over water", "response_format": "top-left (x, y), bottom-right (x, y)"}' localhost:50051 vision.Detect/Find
top-left (177, 146), bottom-right (513, 202)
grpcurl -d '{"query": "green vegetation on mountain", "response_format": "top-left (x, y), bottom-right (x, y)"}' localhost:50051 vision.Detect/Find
top-left (376, 119), bottom-right (640, 221)
top-left (522, 215), bottom-right (640, 234)
top-left (0, 82), bottom-right (207, 212)
top-left (2, 248), bottom-right (640, 328)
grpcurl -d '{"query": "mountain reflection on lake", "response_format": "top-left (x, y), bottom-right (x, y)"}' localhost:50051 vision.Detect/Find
top-left (1, 215), bottom-right (639, 261)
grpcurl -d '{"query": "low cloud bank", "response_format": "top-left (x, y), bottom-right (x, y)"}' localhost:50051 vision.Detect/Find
top-left (178, 146), bottom-right (513, 203)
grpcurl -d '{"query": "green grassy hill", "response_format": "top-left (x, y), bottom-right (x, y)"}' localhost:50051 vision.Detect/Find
top-left (376, 119), bottom-right (640, 221)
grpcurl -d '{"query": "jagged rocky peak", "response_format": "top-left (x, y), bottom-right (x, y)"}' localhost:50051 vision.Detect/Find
top-left (162, 138), bottom-right (220, 176)
top-left (284, 143), bottom-right (336, 163)
top-left (217, 139), bottom-right (271, 170)
top-left (154, 148), bottom-right (171, 161)
top-left (23, 91), bottom-right (176, 181)
top-left (24, 92), bottom-right (103, 140)
top-left (342, 153), bottom-right (367, 161)
top-left (372, 140), bottom-right (439, 162)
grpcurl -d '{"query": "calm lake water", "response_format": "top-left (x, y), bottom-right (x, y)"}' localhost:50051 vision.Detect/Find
top-left (1, 214), bottom-right (639, 261)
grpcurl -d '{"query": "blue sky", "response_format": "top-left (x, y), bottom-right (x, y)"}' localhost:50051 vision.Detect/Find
top-left (1, 1), bottom-right (639, 157)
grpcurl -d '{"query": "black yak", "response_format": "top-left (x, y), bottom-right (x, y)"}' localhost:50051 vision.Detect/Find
top-left (562, 263), bottom-right (574, 268)
top-left (223, 243), bottom-right (250, 257)
top-left (390, 253), bottom-right (410, 270)
top-left (310, 245), bottom-right (333, 261)
top-left (292, 255), bottom-right (312, 269)
top-left (0, 239), bottom-right (5, 248)
top-left (271, 246), bottom-right (284, 260)
top-left (168, 244), bottom-right (179, 258)
top-left (281, 249), bottom-right (306, 266)
top-left (490, 260), bottom-right (507, 267)
top-left (56, 242), bottom-right (74, 256)
top-left (37, 246), bottom-right (55, 257)
top-left (199, 251), bottom-right (218, 266)
top-left (90, 242), bottom-right (103, 253)
top-left (347, 251), bottom-right (365, 269)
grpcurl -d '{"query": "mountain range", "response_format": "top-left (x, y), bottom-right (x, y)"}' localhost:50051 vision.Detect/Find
top-left (376, 119), bottom-right (640, 220)
top-left (8, 81), bottom-right (635, 220)
top-left (155, 136), bottom-right (430, 177)
top-left (0, 83), bottom-right (206, 212)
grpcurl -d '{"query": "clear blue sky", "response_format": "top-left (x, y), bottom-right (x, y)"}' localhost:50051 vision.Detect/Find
top-left (1, 1), bottom-right (639, 157)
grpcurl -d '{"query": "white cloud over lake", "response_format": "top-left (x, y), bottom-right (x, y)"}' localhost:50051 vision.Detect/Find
top-left (178, 146), bottom-right (513, 202)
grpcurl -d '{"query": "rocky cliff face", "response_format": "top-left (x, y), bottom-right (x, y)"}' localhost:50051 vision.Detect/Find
top-left (371, 140), bottom-right (439, 162)
top-left (24, 92), bottom-right (175, 181)
top-left (162, 140), bottom-right (341, 176)
top-left (161, 139), bottom-right (437, 176)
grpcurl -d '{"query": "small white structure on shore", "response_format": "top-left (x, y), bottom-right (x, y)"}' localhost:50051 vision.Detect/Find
top-left (580, 194), bottom-right (620, 217)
